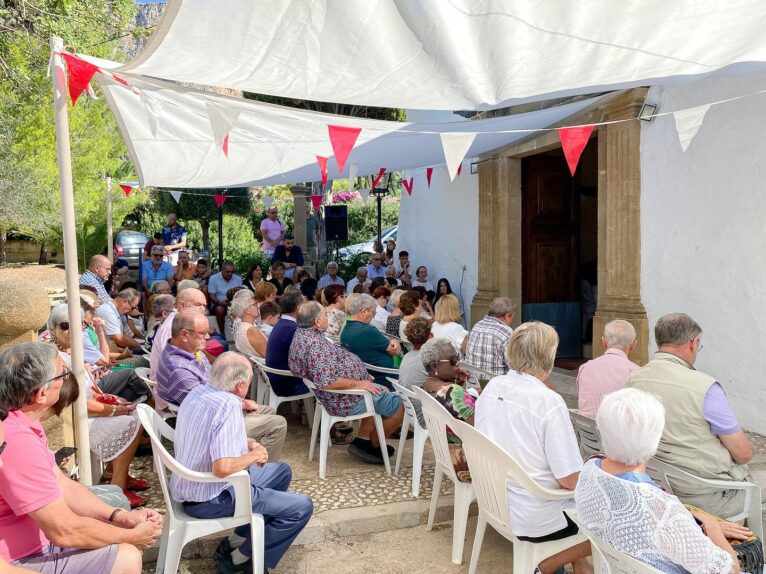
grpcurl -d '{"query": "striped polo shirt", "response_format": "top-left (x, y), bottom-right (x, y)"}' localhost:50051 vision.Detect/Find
top-left (170, 384), bottom-right (248, 503)
top-left (156, 342), bottom-right (211, 406)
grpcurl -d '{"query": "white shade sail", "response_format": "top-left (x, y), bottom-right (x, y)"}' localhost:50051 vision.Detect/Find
top-left (97, 72), bottom-right (610, 188)
top-left (119, 0), bottom-right (766, 111)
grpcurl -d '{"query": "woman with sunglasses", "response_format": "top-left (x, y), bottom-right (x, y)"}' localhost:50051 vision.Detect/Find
top-left (420, 338), bottom-right (479, 483)
top-left (46, 304), bottom-right (148, 508)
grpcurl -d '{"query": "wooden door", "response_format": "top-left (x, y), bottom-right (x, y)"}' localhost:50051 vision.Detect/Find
top-left (522, 155), bottom-right (579, 303)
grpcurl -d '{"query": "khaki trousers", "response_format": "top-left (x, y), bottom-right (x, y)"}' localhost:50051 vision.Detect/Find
top-left (244, 405), bottom-right (287, 462)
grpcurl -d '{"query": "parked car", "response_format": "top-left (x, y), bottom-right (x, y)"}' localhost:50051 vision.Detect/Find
top-left (337, 225), bottom-right (398, 258)
top-left (114, 230), bottom-right (148, 270)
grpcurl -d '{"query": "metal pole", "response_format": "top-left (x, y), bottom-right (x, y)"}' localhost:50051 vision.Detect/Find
top-left (218, 204), bottom-right (224, 268)
top-left (376, 195), bottom-right (383, 254)
top-left (50, 36), bottom-right (92, 484)
top-left (106, 176), bottom-right (113, 261)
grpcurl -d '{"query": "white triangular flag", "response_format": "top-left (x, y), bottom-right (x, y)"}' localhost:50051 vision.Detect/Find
top-left (170, 190), bottom-right (182, 204)
top-left (262, 195), bottom-right (274, 209)
top-left (206, 103), bottom-right (242, 153)
top-left (347, 163), bottom-right (358, 191)
top-left (141, 91), bottom-right (163, 138)
top-left (440, 132), bottom-right (476, 181)
top-left (358, 188), bottom-right (370, 204)
top-left (674, 104), bottom-right (710, 152)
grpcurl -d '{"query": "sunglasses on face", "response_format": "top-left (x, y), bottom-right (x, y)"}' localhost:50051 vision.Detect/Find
top-left (438, 356), bottom-right (460, 366)
top-left (152, 254), bottom-right (163, 258)
top-left (57, 322), bottom-right (85, 331)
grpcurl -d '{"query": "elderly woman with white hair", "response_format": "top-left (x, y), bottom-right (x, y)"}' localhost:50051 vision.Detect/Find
top-left (475, 321), bottom-right (592, 574)
top-left (231, 292), bottom-right (267, 358)
top-left (45, 304), bottom-right (147, 508)
top-left (575, 388), bottom-right (750, 574)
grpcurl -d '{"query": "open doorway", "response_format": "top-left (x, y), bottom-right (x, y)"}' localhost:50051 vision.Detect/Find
top-left (520, 136), bottom-right (598, 366)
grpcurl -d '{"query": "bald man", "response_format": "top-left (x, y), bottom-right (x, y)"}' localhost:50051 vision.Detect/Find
top-left (79, 254), bottom-right (113, 304)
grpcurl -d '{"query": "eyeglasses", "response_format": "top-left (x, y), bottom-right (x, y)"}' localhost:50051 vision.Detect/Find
top-left (56, 322), bottom-right (85, 331)
top-left (0, 441), bottom-right (6, 456)
top-left (48, 367), bottom-right (72, 383)
top-left (694, 337), bottom-right (704, 352)
top-left (438, 356), bottom-right (460, 366)
top-left (151, 254), bottom-right (164, 258)
top-left (183, 328), bottom-right (210, 337)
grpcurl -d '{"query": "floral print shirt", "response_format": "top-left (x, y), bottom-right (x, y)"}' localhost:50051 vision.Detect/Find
top-left (430, 381), bottom-right (476, 482)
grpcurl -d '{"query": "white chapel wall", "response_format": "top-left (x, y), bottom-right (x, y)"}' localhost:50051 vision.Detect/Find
top-left (641, 72), bottom-right (766, 433)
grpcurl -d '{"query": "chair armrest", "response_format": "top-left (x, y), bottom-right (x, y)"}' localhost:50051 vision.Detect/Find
top-left (227, 470), bottom-right (254, 519)
top-left (364, 363), bottom-right (399, 375)
top-left (318, 388), bottom-right (376, 414)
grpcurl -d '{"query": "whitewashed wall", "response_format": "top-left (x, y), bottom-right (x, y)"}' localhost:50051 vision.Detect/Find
top-left (397, 108), bottom-right (479, 325)
top-left (641, 72), bottom-right (766, 433)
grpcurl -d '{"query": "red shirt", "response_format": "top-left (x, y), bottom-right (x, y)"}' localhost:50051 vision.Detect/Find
top-left (0, 410), bottom-right (61, 561)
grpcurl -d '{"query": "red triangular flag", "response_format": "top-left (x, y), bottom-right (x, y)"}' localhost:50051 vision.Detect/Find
top-left (214, 194), bottom-right (227, 208)
top-left (328, 125), bottom-right (362, 175)
top-left (316, 155), bottom-right (328, 187)
top-left (402, 178), bottom-right (414, 196)
top-left (557, 125), bottom-right (594, 176)
top-left (457, 163), bottom-right (462, 177)
top-left (222, 134), bottom-right (230, 157)
top-left (120, 184), bottom-right (133, 197)
top-left (310, 195), bottom-right (323, 211)
top-left (426, 167), bottom-right (433, 188)
top-left (61, 53), bottom-right (99, 106)
top-left (372, 168), bottom-right (386, 188)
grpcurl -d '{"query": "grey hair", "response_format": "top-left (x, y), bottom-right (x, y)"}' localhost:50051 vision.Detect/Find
top-left (48, 303), bottom-right (83, 332)
top-left (346, 293), bottom-right (376, 315)
top-left (171, 310), bottom-right (202, 338)
top-left (296, 301), bottom-right (323, 328)
top-left (603, 320), bottom-right (636, 349)
top-left (151, 280), bottom-right (170, 294)
top-left (176, 279), bottom-right (199, 293)
top-left (115, 288), bottom-right (139, 302)
top-left (597, 388), bottom-right (665, 465)
top-left (221, 260), bottom-right (236, 269)
top-left (654, 313), bottom-right (702, 346)
top-left (420, 338), bottom-right (456, 371)
top-left (0, 342), bottom-right (58, 411)
top-left (386, 265), bottom-right (397, 275)
top-left (326, 261), bottom-right (338, 270)
top-left (150, 244), bottom-right (164, 254)
top-left (488, 297), bottom-right (517, 318)
top-left (230, 293), bottom-right (255, 319)
top-left (208, 351), bottom-right (252, 392)
top-left (357, 266), bottom-right (367, 275)
top-left (152, 294), bottom-right (176, 318)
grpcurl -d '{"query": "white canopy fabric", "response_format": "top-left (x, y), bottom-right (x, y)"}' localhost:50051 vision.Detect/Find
top-left (119, 0), bottom-right (766, 111)
top-left (97, 72), bottom-right (611, 188)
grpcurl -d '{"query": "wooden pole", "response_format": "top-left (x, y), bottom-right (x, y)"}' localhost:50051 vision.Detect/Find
top-left (106, 176), bottom-right (113, 261)
top-left (50, 36), bottom-right (92, 484)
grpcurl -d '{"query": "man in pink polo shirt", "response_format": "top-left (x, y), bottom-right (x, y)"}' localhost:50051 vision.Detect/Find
top-left (0, 343), bottom-right (162, 573)
top-left (260, 207), bottom-right (286, 256)
top-left (576, 319), bottom-right (640, 418)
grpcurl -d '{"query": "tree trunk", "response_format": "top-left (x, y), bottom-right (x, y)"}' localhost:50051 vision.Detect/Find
top-left (201, 220), bottom-right (210, 254)
top-left (38, 240), bottom-right (48, 265)
top-left (0, 231), bottom-right (6, 265)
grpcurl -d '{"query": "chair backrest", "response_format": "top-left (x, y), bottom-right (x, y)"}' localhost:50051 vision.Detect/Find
top-left (569, 410), bottom-right (602, 458)
top-left (566, 510), bottom-right (663, 574)
top-left (460, 361), bottom-right (495, 382)
top-left (135, 366), bottom-right (171, 412)
top-left (412, 386), bottom-right (462, 481)
top-left (364, 362), bottom-right (399, 376)
top-left (392, 380), bottom-right (426, 430)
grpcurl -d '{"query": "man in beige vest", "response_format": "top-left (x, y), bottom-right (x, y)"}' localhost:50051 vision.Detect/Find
top-left (628, 313), bottom-right (753, 519)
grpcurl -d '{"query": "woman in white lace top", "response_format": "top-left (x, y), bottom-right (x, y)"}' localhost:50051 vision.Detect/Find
top-left (575, 388), bottom-right (750, 573)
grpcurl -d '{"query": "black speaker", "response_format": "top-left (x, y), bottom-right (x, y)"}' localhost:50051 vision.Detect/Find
top-left (324, 205), bottom-right (348, 241)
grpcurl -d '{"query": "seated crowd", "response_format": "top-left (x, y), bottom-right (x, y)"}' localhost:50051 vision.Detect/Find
top-left (0, 226), bottom-right (759, 574)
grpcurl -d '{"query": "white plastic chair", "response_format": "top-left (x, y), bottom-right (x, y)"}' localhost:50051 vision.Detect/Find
top-left (244, 355), bottom-right (269, 404)
top-left (363, 361), bottom-right (399, 378)
top-left (303, 378), bottom-right (391, 479)
top-left (645, 456), bottom-right (764, 543)
top-left (460, 361), bottom-right (496, 384)
top-left (447, 418), bottom-right (587, 574)
top-left (391, 380), bottom-right (429, 497)
top-left (569, 409), bottom-right (602, 458)
top-left (135, 366), bottom-right (178, 420)
top-left (566, 510), bottom-right (663, 574)
top-left (251, 361), bottom-right (315, 429)
top-left (412, 387), bottom-right (476, 565)
top-left (136, 404), bottom-right (265, 574)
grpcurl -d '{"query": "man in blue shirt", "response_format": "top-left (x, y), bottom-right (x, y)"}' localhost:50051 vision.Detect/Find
top-left (207, 260), bottom-right (243, 336)
top-left (141, 245), bottom-right (175, 292)
top-left (270, 235), bottom-right (304, 280)
top-left (162, 212), bottom-right (188, 265)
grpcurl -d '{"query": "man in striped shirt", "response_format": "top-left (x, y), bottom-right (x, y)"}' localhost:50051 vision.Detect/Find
top-left (171, 353), bottom-right (312, 574)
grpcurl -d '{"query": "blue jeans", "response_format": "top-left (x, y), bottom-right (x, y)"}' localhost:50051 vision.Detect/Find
top-left (183, 463), bottom-right (312, 569)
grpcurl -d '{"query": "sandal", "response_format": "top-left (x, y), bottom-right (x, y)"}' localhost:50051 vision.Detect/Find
top-left (122, 489), bottom-right (146, 508)
top-left (126, 475), bottom-right (150, 491)
top-left (331, 429), bottom-right (355, 445)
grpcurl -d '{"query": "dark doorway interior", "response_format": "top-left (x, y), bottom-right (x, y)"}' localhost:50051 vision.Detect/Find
top-left (521, 136), bottom-right (598, 361)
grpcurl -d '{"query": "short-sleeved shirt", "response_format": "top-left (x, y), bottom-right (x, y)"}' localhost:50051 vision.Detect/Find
top-left (260, 218), bottom-right (285, 252)
top-left (170, 384), bottom-right (248, 502)
top-left (430, 321), bottom-right (468, 353)
top-left (475, 370), bottom-right (583, 538)
top-left (317, 274), bottom-right (345, 289)
top-left (464, 316), bottom-right (514, 376)
top-left (576, 348), bottom-right (639, 418)
top-left (95, 302), bottom-right (123, 337)
top-left (0, 410), bottom-right (61, 561)
top-left (162, 224), bottom-right (187, 250)
top-left (141, 260), bottom-right (175, 288)
top-left (82, 330), bottom-right (103, 365)
top-left (366, 264), bottom-right (386, 280)
top-left (156, 342), bottom-right (211, 406)
top-left (703, 383), bottom-right (741, 435)
top-left (398, 349), bottom-right (428, 389)
top-left (340, 320), bottom-right (394, 386)
top-left (289, 327), bottom-right (370, 416)
top-left (79, 270), bottom-right (110, 304)
top-left (175, 263), bottom-right (195, 281)
top-left (207, 272), bottom-right (243, 302)
top-left (431, 382), bottom-right (477, 482)
top-left (271, 245), bottom-right (304, 268)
